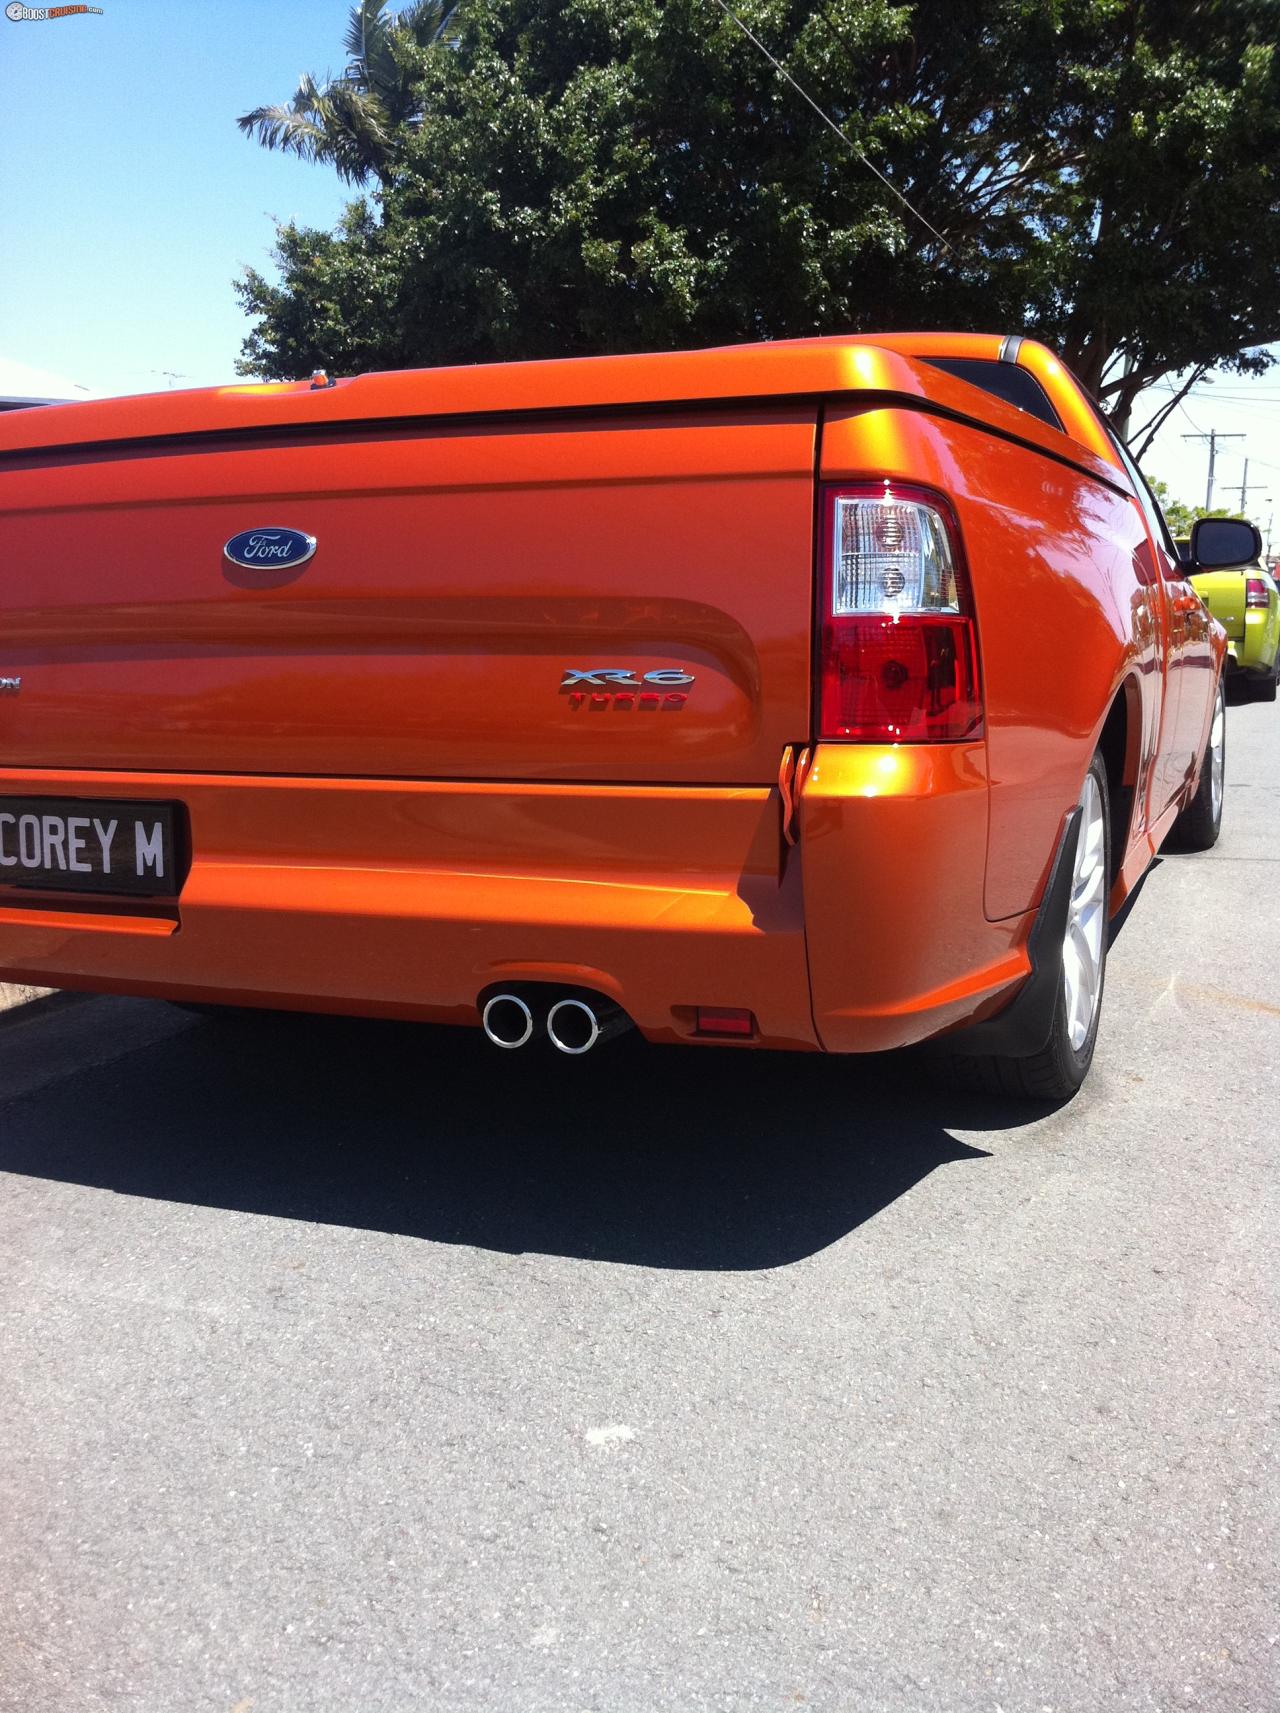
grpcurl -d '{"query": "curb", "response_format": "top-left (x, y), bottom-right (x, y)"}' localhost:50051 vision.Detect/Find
top-left (0, 982), bottom-right (54, 1013)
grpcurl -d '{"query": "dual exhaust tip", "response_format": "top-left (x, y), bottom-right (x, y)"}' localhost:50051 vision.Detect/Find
top-left (481, 990), bottom-right (631, 1055)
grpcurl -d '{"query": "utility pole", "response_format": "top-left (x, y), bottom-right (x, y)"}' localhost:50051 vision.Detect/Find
top-left (1182, 429), bottom-right (1245, 511)
top-left (1225, 459), bottom-right (1269, 518)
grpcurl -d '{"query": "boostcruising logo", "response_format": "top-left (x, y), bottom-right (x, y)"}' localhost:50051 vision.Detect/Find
top-left (5, 3), bottom-right (103, 18)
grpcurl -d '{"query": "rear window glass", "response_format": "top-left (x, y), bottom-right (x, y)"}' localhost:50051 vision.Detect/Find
top-left (924, 358), bottom-right (1063, 431)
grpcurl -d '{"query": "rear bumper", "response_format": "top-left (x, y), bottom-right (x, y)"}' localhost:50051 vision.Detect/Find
top-left (1227, 610), bottom-right (1278, 675)
top-left (0, 747), bottom-right (1033, 1053)
top-left (797, 745), bottom-right (1032, 1053)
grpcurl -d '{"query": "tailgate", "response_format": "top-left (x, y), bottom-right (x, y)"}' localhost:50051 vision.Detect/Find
top-left (0, 406), bottom-right (815, 784)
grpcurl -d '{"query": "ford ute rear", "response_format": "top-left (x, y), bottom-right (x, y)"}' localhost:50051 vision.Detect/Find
top-left (0, 334), bottom-right (1219, 1096)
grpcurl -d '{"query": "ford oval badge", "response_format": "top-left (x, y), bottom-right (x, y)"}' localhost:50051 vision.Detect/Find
top-left (223, 527), bottom-right (317, 570)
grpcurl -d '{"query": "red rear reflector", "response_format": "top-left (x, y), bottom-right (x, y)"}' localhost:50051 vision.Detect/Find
top-left (818, 484), bottom-right (983, 743)
top-left (696, 1007), bottom-right (755, 1037)
top-left (1245, 576), bottom-right (1270, 610)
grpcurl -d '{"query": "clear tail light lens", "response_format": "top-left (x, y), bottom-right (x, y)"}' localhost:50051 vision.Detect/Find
top-left (1245, 576), bottom-right (1270, 610)
top-left (818, 484), bottom-right (983, 742)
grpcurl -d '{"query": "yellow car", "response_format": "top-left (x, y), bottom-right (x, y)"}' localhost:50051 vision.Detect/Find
top-left (1178, 535), bottom-right (1279, 703)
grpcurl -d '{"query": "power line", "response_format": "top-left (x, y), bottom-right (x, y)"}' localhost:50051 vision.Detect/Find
top-left (707, 0), bottom-right (957, 256)
top-left (1147, 379), bottom-right (1280, 395)
top-left (1159, 396), bottom-right (1280, 416)
top-left (1182, 429), bottom-right (1245, 510)
top-left (1148, 381), bottom-right (1280, 397)
top-left (1225, 458), bottom-right (1270, 515)
top-left (1145, 385), bottom-right (1280, 410)
top-left (1176, 397), bottom-right (1205, 436)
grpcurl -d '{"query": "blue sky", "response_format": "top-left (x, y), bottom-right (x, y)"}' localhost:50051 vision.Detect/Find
top-left (1, 0), bottom-right (350, 396)
top-left (1, 0), bottom-right (1276, 532)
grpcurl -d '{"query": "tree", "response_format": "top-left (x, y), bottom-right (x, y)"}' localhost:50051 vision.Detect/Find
top-left (236, 0), bottom-right (458, 187)
top-left (236, 0), bottom-right (1280, 406)
top-left (1006, 3), bottom-right (1280, 424)
top-left (1145, 477), bottom-right (1237, 538)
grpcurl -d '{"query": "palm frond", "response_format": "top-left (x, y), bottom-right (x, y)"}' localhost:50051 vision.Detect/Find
top-left (237, 72), bottom-right (331, 155)
top-left (325, 82), bottom-right (392, 161)
top-left (238, 72), bottom-right (387, 184)
top-left (344, 0), bottom-right (403, 97)
top-left (392, 0), bottom-right (458, 44)
top-left (341, 0), bottom-right (392, 69)
top-left (236, 102), bottom-right (330, 159)
top-left (241, 0), bottom-right (458, 183)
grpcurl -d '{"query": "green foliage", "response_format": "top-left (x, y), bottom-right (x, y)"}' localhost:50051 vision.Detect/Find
top-left (1145, 477), bottom-right (1238, 538)
top-left (236, 0), bottom-right (1280, 403)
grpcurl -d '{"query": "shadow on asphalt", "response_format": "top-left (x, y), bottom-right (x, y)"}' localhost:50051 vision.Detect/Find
top-left (0, 1005), bottom-right (1058, 1270)
top-left (1108, 855), bottom-right (1162, 946)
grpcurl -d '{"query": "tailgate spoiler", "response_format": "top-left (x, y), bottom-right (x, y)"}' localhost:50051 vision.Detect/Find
top-left (0, 337), bottom-right (1124, 490)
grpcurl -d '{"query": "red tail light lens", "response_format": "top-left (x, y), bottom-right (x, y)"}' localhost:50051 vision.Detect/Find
top-left (1245, 576), bottom-right (1270, 610)
top-left (818, 484), bottom-right (982, 742)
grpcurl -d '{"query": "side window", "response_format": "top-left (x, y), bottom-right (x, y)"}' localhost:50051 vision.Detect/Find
top-left (924, 358), bottom-right (1063, 430)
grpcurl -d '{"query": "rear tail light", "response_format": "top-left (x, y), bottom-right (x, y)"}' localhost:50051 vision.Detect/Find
top-left (818, 483), bottom-right (982, 742)
top-left (1245, 576), bottom-right (1270, 610)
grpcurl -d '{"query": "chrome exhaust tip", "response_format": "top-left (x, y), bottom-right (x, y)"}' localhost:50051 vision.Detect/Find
top-left (546, 996), bottom-right (630, 1056)
top-left (481, 992), bottom-right (536, 1050)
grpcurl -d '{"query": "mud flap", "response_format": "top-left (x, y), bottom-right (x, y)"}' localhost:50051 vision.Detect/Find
top-left (944, 805), bottom-right (1082, 1059)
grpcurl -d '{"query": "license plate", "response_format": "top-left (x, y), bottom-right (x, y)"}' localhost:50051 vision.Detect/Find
top-left (0, 798), bottom-right (182, 897)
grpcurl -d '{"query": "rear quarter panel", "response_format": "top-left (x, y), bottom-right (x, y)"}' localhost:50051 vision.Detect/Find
top-left (822, 407), bottom-right (1154, 920)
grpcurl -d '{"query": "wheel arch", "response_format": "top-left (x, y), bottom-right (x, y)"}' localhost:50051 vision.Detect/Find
top-left (1095, 673), bottom-right (1142, 894)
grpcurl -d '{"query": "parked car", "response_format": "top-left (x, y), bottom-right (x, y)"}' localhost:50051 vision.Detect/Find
top-left (0, 334), bottom-right (1249, 1098)
top-left (1175, 537), bottom-right (1279, 703)
top-left (0, 355), bottom-right (92, 412)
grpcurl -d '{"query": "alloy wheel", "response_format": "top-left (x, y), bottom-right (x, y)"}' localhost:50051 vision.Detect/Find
top-left (1063, 771), bottom-right (1107, 1052)
top-left (1209, 684), bottom-right (1226, 825)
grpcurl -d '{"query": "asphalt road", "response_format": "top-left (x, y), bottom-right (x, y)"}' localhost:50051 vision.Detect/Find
top-left (1, 706), bottom-right (1277, 1713)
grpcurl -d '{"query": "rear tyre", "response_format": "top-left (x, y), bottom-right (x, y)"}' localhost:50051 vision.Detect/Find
top-left (1244, 669), bottom-right (1278, 704)
top-left (945, 752), bottom-right (1111, 1102)
top-left (1165, 677), bottom-right (1226, 852)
